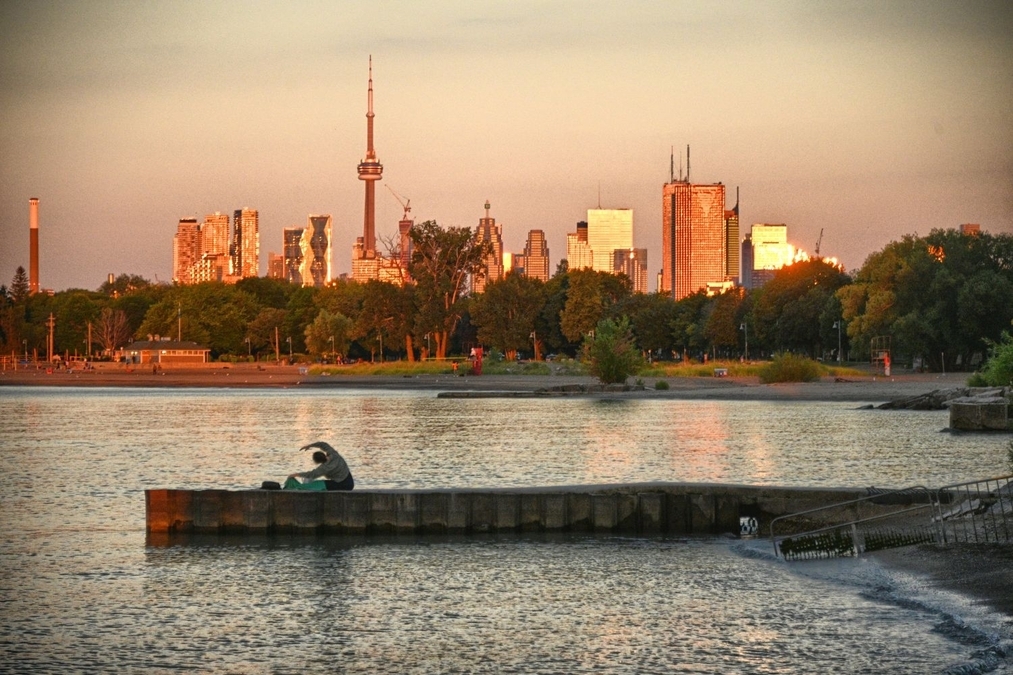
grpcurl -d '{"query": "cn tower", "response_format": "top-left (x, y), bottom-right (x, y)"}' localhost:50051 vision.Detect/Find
top-left (357, 56), bottom-right (383, 253)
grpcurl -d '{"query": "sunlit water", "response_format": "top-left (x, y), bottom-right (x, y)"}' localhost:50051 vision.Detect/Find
top-left (1, 386), bottom-right (1010, 673)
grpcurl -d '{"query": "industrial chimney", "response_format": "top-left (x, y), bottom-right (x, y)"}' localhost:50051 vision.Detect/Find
top-left (29, 198), bottom-right (39, 295)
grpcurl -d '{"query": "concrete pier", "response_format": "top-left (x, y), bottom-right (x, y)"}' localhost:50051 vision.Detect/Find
top-left (146, 482), bottom-right (882, 536)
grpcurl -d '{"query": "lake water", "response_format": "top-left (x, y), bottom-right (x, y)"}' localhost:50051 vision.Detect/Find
top-left (1, 386), bottom-right (1011, 673)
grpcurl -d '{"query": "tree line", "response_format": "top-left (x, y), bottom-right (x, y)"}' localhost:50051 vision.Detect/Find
top-left (1, 225), bottom-right (1010, 371)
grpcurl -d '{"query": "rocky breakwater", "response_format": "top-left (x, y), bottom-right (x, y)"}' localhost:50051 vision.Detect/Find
top-left (877, 386), bottom-right (1013, 431)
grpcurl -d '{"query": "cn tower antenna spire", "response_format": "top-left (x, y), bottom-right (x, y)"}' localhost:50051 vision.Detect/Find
top-left (357, 55), bottom-right (383, 253)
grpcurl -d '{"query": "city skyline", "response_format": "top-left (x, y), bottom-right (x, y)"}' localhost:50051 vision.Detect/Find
top-left (1, 1), bottom-right (1010, 292)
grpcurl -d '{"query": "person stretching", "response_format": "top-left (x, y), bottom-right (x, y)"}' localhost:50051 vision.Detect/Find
top-left (284, 441), bottom-right (354, 491)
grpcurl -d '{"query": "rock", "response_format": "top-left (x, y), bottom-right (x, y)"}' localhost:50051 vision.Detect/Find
top-left (949, 398), bottom-right (1010, 431)
top-left (877, 387), bottom-right (970, 410)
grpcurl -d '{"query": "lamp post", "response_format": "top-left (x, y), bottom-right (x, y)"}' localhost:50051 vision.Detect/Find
top-left (328, 335), bottom-right (335, 363)
top-left (245, 337), bottom-right (251, 358)
top-left (530, 330), bottom-right (536, 360)
top-left (833, 321), bottom-right (842, 363)
top-left (425, 333), bottom-right (431, 357)
top-left (23, 339), bottom-right (28, 363)
top-left (286, 336), bottom-right (292, 360)
top-left (378, 333), bottom-right (383, 363)
top-left (740, 322), bottom-right (748, 361)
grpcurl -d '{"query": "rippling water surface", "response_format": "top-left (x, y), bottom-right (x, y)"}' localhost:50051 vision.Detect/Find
top-left (1, 387), bottom-right (1010, 673)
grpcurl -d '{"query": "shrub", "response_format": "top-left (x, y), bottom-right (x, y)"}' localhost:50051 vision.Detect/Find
top-left (758, 353), bottom-right (823, 384)
top-left (654, 380), bottom-right (670, 390)
top-left (582, 316), bottom-right (645, 385)
top-left (971, 331), bottom-right (1013, 387)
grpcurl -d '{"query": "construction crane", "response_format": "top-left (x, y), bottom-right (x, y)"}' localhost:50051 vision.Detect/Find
top-left (385, 185), bottom-right (411, 221)
top-left (814, 228), bottom-right (824, 258)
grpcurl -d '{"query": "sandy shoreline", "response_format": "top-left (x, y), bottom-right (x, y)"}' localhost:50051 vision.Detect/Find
top-left (4, 362), bottom-right (1010, 625)
top-left (0, 361), bottom-right (973, 403)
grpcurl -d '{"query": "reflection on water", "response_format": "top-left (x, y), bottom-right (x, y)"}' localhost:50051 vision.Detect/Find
top-left (1, 386), bottom-right (1009, 673)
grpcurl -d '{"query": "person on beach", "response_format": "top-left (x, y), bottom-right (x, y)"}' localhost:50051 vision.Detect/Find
top-left (284, 441), bottom-right (354, 491)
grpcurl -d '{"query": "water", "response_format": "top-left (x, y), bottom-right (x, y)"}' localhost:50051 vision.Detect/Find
top-left (1, 386), bottom-right (1010, 673)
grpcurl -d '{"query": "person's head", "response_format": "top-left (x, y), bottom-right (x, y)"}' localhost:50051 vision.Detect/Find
top-left (312, 450), bottom-right (327, 464)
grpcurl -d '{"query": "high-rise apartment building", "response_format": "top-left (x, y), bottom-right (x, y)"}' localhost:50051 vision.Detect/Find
top-left (267, 252), bottom-right (285, 280)
top-left (473, 201), bottom-right (504, 293)
top-left (523, 230), bottom-right (550, 282)
top-left (740, 234), bottom-right (754, 291)
top-left (201, 212), bottom-right (230, 260)
top-left (303, 215), bottom-right (332, 287)
top-left (587, 209), bottom-right (633, 274)
top-left (960, 223), bottom-right (981, 236)
top-left (173, 218), bottom-right (201, 284)
top-left (232, 208), bottom-right (260, 278)
top-left (661, 149), bottom-right (727, 300)
top-left (566, 221), bottom-right (593, 270)
top-left (614, 248), bottom-right (648, 293)
top-left (283, 228), bottom-right (305, 284)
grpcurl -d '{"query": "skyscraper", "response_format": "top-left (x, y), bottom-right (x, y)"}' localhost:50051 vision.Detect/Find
top-left (357, 57), bottom-right (382, 255)
top-left (267, 252), bottom-right (285, 280)
top-left (232, 208), bottom-right (259, 278)
top-left (172, 217), bottom-right (201, 284)
top-left (587, 209), bottom-right (633, 274)
top-left (283, 227), bottom-right (305, 284)
top-left (302, 215), bottom-right (332, 287)
top-left (661, 148), bottom-right (726, 300)
top-left (749, 223), bottom-right (793, 288)
top-left (473, 201), bottom-right (504, 293)
top-left (201, 212), bottom-right (230, 258)
top-left (28, 198), bottom-right (39, 295)
top-left (724, 188), bottom-right (740, 285)
top-left (614, 248), bottom-right (648, 293)
top-left (523, 229), bottom-right (551, 281)
top-left (566, 221), bottom-right (593, 270)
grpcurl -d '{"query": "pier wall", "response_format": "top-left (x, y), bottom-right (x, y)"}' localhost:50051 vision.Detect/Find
top-left (146, 483), bottom-right (883, 537)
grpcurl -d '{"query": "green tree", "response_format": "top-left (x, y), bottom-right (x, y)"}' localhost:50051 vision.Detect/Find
top-left (356, 280), bottom-right (416, 360)
top-left (703, 289), bottom-right (744, 357)
top-left (559, 269), bottom-right (631, 343)
top-left (10, 266), bottom-right (29, 304)
top-left (138, 283), bottom-right (259, 357)
top-left (408, 220), bottom-right (490, 359)
top-left (304, 309), bottom-right (354, 360)
top-left (624, 292), bottom-right (678, 356)
top-left (669, 291), bottom-right (709, 358)
top-left (471, 273), bottom-right (546, 360)
top-left (99, 273), bottom-right (154, 297)
top-left (582, 316), bottom-right (645, 385)
top-left (248, 307), bottom-right (288, 358)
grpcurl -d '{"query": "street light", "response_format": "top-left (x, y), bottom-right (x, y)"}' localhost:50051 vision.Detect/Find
top-left (286, 336), bottom-right (292, 360)
top-left (23, 339), bottom-right (28, 363)
top-left (377, 333), bottom-right (383, 363)
top-left (245, 337), bottom-right (251, 357)
top-left (328, 335), bottom-right (335, 363)
top-left (833, 321), bottom-right (842, 363)
top-left (740, 322), bottom-right (748, 361)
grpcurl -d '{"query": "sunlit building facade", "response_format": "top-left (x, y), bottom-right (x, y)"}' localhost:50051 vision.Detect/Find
top-left (473, 201), bottom-right (504, 294)
top-left (172, 217), bottom-right (201, 284)
top-left (301, 215), bottom-right (332, 287)
top-left (232, 208), bottom-right (260, 278)
top-left (566, 221), bottom-right (593, 270)
top-left (523, 229), bottom-right (550, 281)
top-left (201, 212), bottom-right (230, 259)
top-left (724, 189), bottom-right (739, 285)
top-left (267, 252), bottom-right (285, 280)
top-left (661, 181), bottom-right (726, 300)
top-left (587, 209), bottom-right (633, 274)
top-left (614, 248), bottom-right (648, 293)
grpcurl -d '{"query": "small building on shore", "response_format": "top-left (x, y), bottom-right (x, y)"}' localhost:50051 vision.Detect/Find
top-left (119, 339), bottom-right (211, 365)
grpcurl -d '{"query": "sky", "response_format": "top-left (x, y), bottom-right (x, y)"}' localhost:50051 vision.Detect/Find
top-left (1, 0), bottom-right (1011, 293)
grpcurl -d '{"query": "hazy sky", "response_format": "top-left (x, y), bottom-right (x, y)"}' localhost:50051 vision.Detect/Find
top-left (2, 0), bottom-right (1011, 292)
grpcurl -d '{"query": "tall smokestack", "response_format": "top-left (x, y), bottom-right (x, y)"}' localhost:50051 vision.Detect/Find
top-left (29, 198), bottom-right (39, 295)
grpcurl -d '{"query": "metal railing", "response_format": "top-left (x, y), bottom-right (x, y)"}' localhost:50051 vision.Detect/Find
top-left (771, 476), bottom-right (1013, 560)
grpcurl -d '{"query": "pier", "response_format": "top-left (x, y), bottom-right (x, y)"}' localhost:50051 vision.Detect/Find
top-left (146, 483), bottom-right (891, 536)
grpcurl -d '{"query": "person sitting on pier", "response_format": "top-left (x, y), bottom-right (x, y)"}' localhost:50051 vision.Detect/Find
top-left (283, 441), bottom-right (355, 491)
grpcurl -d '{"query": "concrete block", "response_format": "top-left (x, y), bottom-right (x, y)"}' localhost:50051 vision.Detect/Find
top-left (519, 494), bottom-right (542, 531)
top-left (471, 493), bottom-right (495, 532)
top-left (543, 494), bottom-right (566, 530)
top-left (616, 493), bottom-right (638, 532)
top-left (395, 493), bottom-right (419, 533)
top-left (342, 493), bottom-right (371, 533)
top-left (447, 493), bottom-right (470, 532)
top-left (273, 492), bottom-right (299, 530)
top-left (593, 494), bottom-right (617, 531)
top-left (193, 490), bottom-right (227, 532)
top-left (419, 492), bottom-right (448, 533)
top-left (950, 400), bottom-right (1009, 431)
top-left (495, 494), bottom-right (519, 531)
top-left (667, 494), bottom-right (691, 534)
top-left (637, 493), bottom-right (664, 534)
top-left (243, 491), bottom-right (271, 530)
top-left (568, 493), bottom-right (593, 531)
top-left (714, 494), bottom-right (741, 534)
top-left (146, 490), bottom-right (170, 533)
top-left (294, 492), bottom-right (324, 529)
top-left (322, 493), bottom-right (346, 532)
top-left (688, 493), bottom-right (715, 534)
top-left (220, 491), bottom-right (246, 531)
top-left (370, 493), bottom-right (398, 534)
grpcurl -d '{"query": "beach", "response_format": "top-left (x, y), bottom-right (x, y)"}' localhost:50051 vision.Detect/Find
top-left (3, 362), bottom-right (1010, 628)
